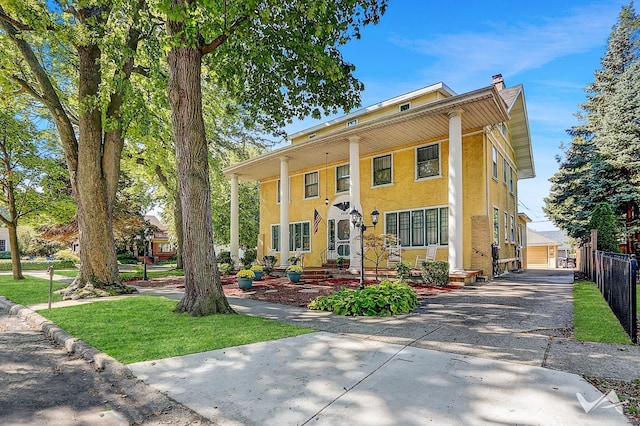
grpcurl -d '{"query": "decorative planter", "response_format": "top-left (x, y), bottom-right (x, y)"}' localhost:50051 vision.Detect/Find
top-left (253, 271), bottom-right (263, 281)
top-left (287, 272), bottom-right (302, 283)
top-left (237, 277), bottom-right (253, 289)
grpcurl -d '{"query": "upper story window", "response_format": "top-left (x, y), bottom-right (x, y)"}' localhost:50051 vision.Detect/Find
top-left (503, 158), bottom-right (508, 184)
top-left (276, 179), bottom-right (281, 203)
top-left (416, 144), bottom-right (440, 179)
top-left (492, 146), bottom-right (498, 179)
top-left (304, 171), bottom-right (319, 199)
top-left (509, 166), bottom-right (514, 194)
top-left (372, 154), bottom-right (392, 186)
top-left (336, 164), bottom-right (350, 193)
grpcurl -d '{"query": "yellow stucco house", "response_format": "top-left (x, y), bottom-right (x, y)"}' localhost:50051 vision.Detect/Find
top-left (223, 74), bottom-right (534, 278)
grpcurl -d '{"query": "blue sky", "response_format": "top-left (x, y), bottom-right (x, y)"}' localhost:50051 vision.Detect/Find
top-left (282, 0), bottom-right (628, 232)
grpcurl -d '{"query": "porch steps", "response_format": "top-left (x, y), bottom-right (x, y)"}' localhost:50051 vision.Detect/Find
top-left (449, 270), bottom-right (484, 285)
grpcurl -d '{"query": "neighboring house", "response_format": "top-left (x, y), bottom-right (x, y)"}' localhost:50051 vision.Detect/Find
top-left (0, 227), bottom-right (10, 253)
top-left (223, 74), bottom-right (534, 278)
top-left (533, 229), bottom-right (574, 268)
top-left (143, 215), bottom-right (177, 263)
top-left (526, 229), bottom-right (562, 269)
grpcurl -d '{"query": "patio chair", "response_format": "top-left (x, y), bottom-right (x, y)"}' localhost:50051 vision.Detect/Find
top-left (386, 244), bottom-right (402, 269)
top-left (415, 244), bottom-right (438, 268)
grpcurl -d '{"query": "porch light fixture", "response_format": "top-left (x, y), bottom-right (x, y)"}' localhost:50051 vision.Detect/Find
top-left (350, 207), bottom-right (380, 289)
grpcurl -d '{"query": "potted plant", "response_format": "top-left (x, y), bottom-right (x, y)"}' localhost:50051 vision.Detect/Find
top-left (286, 264), bottom-right (303, 283)
top-left (236, 269), bottom-right (255, 289)
top-left (250, 264), bottom-right (264, 280)
top-left (336, 257), bottom-right (345, 270)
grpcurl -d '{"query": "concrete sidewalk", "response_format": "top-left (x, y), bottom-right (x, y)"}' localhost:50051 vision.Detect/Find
top-left (17, 269), bottom-right (638, 424)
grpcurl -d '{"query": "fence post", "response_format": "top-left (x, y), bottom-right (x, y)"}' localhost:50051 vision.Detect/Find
top-left (631, 255), bottom-right (638, 344)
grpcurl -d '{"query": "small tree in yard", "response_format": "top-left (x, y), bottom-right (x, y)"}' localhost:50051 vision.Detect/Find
top-left (363, 233), bottom-right (398, 282)
top-left (589, 202), bottom-right (621, 252)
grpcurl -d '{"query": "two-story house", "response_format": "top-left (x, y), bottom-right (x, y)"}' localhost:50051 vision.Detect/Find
top-left (223, 74), bottom-right (534, 278)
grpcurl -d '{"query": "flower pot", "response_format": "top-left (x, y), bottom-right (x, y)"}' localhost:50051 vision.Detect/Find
top-left (253, 271), bottom-right (263, 281)
top-left (237, 277), bottom-right (253, 289)
top-left (287, 271), bottom-right (302, 283)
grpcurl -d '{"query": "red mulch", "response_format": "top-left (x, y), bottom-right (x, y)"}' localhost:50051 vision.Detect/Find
top-left (132, 274), bottom-right (464, 308)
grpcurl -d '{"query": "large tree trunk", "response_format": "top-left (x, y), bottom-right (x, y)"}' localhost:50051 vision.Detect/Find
top-left (7, 224), bottom-right (22, 280)
top-left (167, 10), bottom-right (233, 315)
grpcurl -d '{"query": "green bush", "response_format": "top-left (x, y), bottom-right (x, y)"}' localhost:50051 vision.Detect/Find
top-left (308, 280), bottom-right (417, 316)
top-left (117, 253), bottom-right (139, 264)
top-left (0, 251), bottom-right (11, 259)
top-left (217, 251), bottom-right (232, 265)
top-left (420, 260), bottom-right (449, 287)
top-left (395, 261), bottom-right (411, 282)
top-left (218, 263), bottom-right (232, 275)
top-left (241, 248), bottom-right (257, 269)
top-left (0, 260), bottom-right (75, 271)
top-left (54, 249), bottom-right (80, 263)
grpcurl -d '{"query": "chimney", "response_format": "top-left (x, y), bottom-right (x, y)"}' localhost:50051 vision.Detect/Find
top-left (492, 73), bottom-right (505, 91)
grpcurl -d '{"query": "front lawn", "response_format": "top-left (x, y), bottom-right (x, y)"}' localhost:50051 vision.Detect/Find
top-left (573, 281), bottom-right (632, 344)
top-left (0, 275), bottom-right (67, 305)
top-left (41, 296), bottom-right (314, 364)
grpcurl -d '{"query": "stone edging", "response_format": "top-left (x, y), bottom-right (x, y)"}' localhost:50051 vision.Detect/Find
top-left (0, 295), bottom-right (134, 379)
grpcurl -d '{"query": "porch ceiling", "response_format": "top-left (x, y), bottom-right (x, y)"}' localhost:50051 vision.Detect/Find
top-left (224, 85), bottom-right (511, 181)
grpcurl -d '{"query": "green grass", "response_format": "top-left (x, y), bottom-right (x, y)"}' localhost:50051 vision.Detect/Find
top-left (573, 281), bottom-right (632, 344)
top-left (41, 296), bottom-right (314, 364)
top-left (0, 275), bottom-right (68, 305)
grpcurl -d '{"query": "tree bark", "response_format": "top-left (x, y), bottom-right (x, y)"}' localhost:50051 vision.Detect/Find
top-left (167, 6), bottom-right (233, 315)
top-left (7, 224), bottom-right (22, 280)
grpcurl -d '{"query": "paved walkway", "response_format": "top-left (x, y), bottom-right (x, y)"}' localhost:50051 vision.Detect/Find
top-left (4, 269), bottom-right (639, 425)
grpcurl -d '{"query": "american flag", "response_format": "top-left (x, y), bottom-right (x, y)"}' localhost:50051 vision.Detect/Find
top-left (313, 209), bottom-right (322, 234)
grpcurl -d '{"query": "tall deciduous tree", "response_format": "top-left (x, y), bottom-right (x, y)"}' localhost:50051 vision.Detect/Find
top-left (0, 1), bottom-right (147, 296)
top-left (163, 0), bottom-right (387, 315)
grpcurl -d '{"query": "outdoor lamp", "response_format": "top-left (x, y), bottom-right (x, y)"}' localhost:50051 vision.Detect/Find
top-left (371, 208), bottom-right (379, 227)
top-left (350, 207), bottom-right (379, 289)
top-left (350, 208), bottom-right (362, 227)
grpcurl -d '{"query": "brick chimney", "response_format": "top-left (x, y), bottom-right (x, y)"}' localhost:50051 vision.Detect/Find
top-left (492, 73), bottom-right (505, 91)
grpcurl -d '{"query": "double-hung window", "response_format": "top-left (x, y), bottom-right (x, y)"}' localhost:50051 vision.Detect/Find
top-left (385, 207), bottom-right (448, 247)
top-left (492, 146), bottom-right (498, 179)
top-left (493, 207), bottom-right (500, 244)
top-left (372, 154), bottom-right (392, 186)
top-left (271, 222), bottom-right (311, 252)
top-left (416, 144), bottom-right (439, 179)
top-left (336, 165), bottom-right (349, 193)
top-left (304, 171), bottom-right (318, 198)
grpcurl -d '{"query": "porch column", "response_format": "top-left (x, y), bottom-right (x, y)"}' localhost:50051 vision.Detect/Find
top-left (448, 109), bottom-right (464, 272)
top-left (349, 136), bottom-right (362, 272)
top-left (230, 173), bottom-right (239, 268)
top-left (279, 156), bottom-right (290, 267)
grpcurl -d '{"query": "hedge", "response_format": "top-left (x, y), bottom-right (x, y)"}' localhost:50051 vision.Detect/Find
top-left (0, 260), bottom-right (76, 271)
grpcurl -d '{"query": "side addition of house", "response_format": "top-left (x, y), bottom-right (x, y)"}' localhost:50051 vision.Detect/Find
top-left (223, 74), bottom-right (535, 278)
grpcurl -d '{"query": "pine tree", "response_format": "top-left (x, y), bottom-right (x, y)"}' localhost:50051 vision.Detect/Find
top-left (589, 203), bottom-right (621, 252)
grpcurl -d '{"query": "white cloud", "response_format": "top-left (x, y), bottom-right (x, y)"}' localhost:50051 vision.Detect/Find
top-left (391, 3), bottom-right (621, 89)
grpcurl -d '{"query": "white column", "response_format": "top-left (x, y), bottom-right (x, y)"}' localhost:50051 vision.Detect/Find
top-left (448, 110), bottom-right (464, 272)
top-left (230, 173), bottom-right (239, 268)
top-left (349, 136), bottom-right (362, 272)
top-left (279, 157), bottom-right (290, 267)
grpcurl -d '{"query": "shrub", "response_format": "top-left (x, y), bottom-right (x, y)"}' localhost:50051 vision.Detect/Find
top-left (117, 253), bottom-right (138, 264)
top-left (0, 260), bottom-right (75, 271)
top-left (0, 251), bottom-right (11, 259)
top-left (217, 251), bottom-right (232, 265)
top-left (54, 249), bottom-right (80, 263)
top-left (262, 255), bottom-right (277, 275)
top-left (241, 248), bottom-right (257, 269)
top-left (395, 261), bottom-right (411, 282)
top-left (308, 280), bottom-right (417, 316)
top-left (218, 263), bottom-right (232, 276)
top-left (420, 260), bottom-right (449, 287)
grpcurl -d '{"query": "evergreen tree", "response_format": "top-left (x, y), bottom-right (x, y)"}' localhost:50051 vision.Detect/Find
top-left (545, 3), bottom-right (639, 241)
top-left (589, 203), bottom-right (621, 252)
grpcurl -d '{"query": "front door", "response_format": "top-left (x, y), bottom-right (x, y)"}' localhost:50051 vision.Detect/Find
top-left (326, 195), bottom-right (352, 260)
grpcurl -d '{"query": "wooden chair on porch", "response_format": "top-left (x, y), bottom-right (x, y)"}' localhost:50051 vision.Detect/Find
top-left (386, 244), bottom-right (402, 269)
top-left (415, 244), bottom-right (438, 268)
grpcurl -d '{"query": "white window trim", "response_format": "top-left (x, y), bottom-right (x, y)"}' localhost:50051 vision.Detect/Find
top-left (384, 204), bottom-right (449, 247)
top-left (510, 215), bottom-right (515, 243)
top-left (271, 221), bottom-right (312, 253)
top-left (276, 178), bottom-right (292, 204)
top-left (399, 102), bottom-right (411, 112)
top-left (371, 153), bottom-right (394, 188)
top-left (504, 211), bottom-right (509, 243)
top-left (335, 163), bottom-right (350, 194)
top-left (493, 206), bottom-right (500, 244)
top-left (303, 170), bottom-right (320, 200)
top-left (492, 146), bottom-right (498, 181)
top-left (414, 142), bottom-right (442, 181)
top-left (502, 157), bottom-right (508, 184)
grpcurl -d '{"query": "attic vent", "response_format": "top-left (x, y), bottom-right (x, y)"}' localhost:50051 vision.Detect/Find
top-left (308, 133), bottom-right (316, 139)
top-left (347, 119), bottom-right (358, 127)
top-left (399, 102), bottom-right (411, 112)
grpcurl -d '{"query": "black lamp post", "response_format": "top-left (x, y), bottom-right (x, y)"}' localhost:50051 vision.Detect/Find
top-left (350, 207), bottom-right (380, 289)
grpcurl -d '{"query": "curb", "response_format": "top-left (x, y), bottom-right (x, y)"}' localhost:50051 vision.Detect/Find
top-left (0, 295), bottom-right (134, 379)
